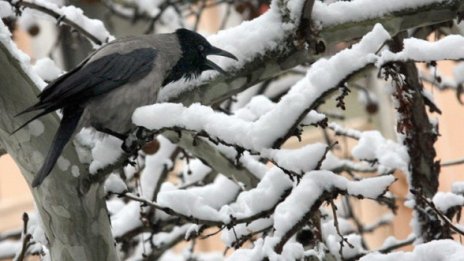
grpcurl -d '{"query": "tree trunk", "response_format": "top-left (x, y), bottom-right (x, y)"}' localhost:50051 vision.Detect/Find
top-left (0, 42), bottom-right (118, 261)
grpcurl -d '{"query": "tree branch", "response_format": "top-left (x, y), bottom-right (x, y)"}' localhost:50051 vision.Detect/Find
top-left (120, 188), bottom-right (289, 228)
top-left (162, 0), bottom-right (463, 107)
top-left (387, 33), bottom-right (445, 241)
top-left (14, 213), bottom-right (32, 261)
top-left (8, 0), bottom-right (110, 45)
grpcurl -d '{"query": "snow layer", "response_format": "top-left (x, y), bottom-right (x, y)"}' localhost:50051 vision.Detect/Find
top-left (327, 234), bottom-right (365, 259)
top-left (274, 170), bottom-right (394, 237)
top-left (221, 218), bottom-right (273, 247)
top-left (0, 241), bottom-right (21, 259)
top-left (0, 20), bottom-right (46, 89)
top-left (453, 63), bottom-right (464, 84)
top-left (321, 152), bottom-right (377, 173)
top-left (140, 136), bottom-right (177, 198)
top-left (33, 57), bottom-right (62, 82)
top-left (452, 182), bottom-right (464, 195)
top-left (160, 251), bottom-right (223, 261)
top-left (182, 159), bottom-right (212, 185)
top-left (157, 175), bottom-right (240, 222)
top-left (20, 0), bottom-right (113, 45)
top-left (321, 217), bottom-right (354, 241)
top-left (89, 135), bottom-right (123, 174)
top-left (379, 35), bottom-right (464, 64)
top-left (26, 212), bottom-right (47, 246)
top-left (152, 224), bottom-right (191, 247)
top-left (104, 174), bottom-right (127, 194)
top-left (0, 2), bottom-right (13, 18)
top-left (220, 168), bottom-right (292, 220)
top-left (352, 131), bottom-right (409, 173)
top-left (234, 95), bottom-right (278, 122)
top-left (329, 122), bottom-right (362, 139)
top-left (313, 0), bottom-right (451, 27)
top-left (262, 143), bottom-right (327, 174)
top-left (227, 235), bottom-right (311, 261)
top-left (361, 239), bottom-right (464, 261)
top-left (111, 201), bottom-right (142, 238)
top-left (432, 192), bottom-right (464, 213)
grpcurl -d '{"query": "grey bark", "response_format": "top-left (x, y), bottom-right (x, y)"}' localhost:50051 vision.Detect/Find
top-left (164, 129), bottom-right (260, 189)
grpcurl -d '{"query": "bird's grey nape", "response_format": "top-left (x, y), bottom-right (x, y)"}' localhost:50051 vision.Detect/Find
top-left (162, 29), bottom-right (238, 86)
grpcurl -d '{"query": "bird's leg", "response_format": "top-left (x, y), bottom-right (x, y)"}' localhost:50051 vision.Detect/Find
top-left (121, 126), bottom-right (154, 154)
top-left (96, 127), bottom-right (128, 141)
top-left (135, 126), bottom-right (154, 142)
top-left (122, 132), bottom-right (139, 154)
top-left (121, 133), bottom-right (140, 167)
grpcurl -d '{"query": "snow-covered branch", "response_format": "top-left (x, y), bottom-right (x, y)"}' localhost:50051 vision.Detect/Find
top-left (162, 0), bottom-right (463, 107)
top-left (136, 23), bottom-right (390, 148)
top-left (6, 0), bottom-right (113, 46)
top-left (3, 0), bottom-right (464, 259)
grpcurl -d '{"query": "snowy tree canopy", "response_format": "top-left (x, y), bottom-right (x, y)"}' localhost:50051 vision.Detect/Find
top-left (1, 0), bottom-right (464, 260)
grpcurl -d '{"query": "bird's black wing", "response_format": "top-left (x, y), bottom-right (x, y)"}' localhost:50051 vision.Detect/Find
top-left (38, 48), bottom-right (157, 110)
top-left (13, 48), bottom-right (157, 133)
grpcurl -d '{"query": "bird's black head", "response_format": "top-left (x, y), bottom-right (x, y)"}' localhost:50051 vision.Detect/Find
top-left (162, 28), bottom-right (238, 86)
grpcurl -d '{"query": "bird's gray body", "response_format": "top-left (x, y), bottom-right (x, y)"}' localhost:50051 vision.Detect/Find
top-left (79, 34), bottom-right (182, 134)
top-left (15, 28), bottom-right (237, 187)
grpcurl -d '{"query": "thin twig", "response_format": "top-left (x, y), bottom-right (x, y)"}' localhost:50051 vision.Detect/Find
top-left (119, 190), bottom-right (287, 227)
top-left (378, 236), bottom-right (415, 253)
top-left (330, 200), bottom-right (354, 258)
top-left (327, 122), bottom-right (361, 140)
top-left (9, 0), bottom-right (108, 45)
top-left (411, 189), bottom-right (464, 236)
top-left (200, 226), bottom-right (225, 239)
top-left (342, 197), bottom-right (368, 249)
top-left (144, 1), bottom-right (171, 34)
top-left (441, 158), bottom-right (464, 167)
top-left (219, 4), bottom-right (232, 30)
top-left (14, 213), bottom-right (32, 261)
top-left (193, 0), bottom-right (207, 31)
top-left (231, 225), bottom-right (272, 249)
top-left (0, 228), bottom-right (22, 241)
top-left (346, 236), bottom-right (415, 260)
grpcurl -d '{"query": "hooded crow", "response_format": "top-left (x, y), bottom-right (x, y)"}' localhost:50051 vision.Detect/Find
top-left (14, 28), bottom-right (238, 187)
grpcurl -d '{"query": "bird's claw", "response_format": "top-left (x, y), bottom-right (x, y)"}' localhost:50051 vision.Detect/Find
top-left (121, 127), bottom-right (153, 154)
top-left (121, 133), bottom-right (140, 154)
top-left (124, 158), bottom-right (137, 167)
top-left (135, 127), bottom-right (153, 142)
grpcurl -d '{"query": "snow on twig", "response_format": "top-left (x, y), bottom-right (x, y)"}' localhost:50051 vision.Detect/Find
top-left (8, 0), bottom-right (113, 46)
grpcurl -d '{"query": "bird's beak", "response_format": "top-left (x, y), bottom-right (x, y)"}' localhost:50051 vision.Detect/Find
top-left (205, 46), bottom-right (238, 74)
top-left (208, 46), bottom-right (238, 61)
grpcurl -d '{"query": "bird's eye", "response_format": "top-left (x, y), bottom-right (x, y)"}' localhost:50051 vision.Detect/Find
top-left (198, 45), bottom-right (205, 52)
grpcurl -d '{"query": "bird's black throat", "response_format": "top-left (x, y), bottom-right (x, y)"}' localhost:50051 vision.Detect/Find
top-left (161, 57), bottom-right (203, 86)
top-left (162, 29), bottom-right (209, 86)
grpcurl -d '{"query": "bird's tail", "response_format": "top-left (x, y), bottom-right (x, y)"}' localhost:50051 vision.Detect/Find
top-left (11, 101), bottom-right (56, 135)
top-left (11, 109), bottom-right (52, 135)
top-left (32, 107), bottom-right (83, 187)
